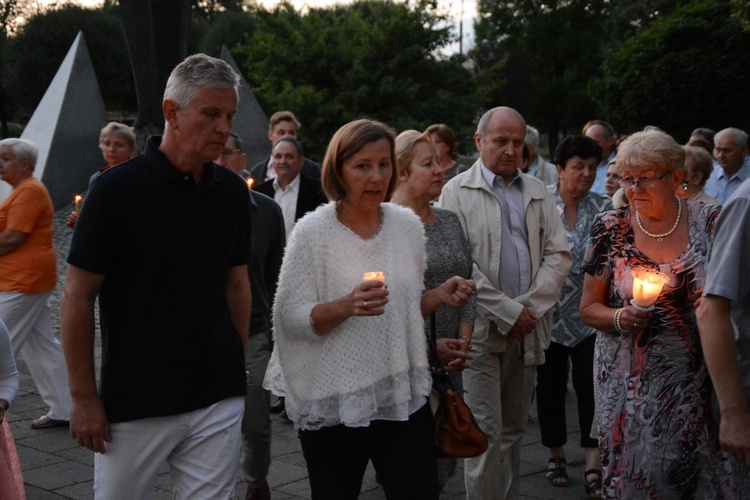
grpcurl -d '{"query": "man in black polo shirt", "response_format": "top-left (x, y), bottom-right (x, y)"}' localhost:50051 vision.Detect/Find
top-left (61, 54), bottom-right (252, 498)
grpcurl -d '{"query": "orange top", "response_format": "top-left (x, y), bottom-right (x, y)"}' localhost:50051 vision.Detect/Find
top-left (0, 177), bottom-right (57, 293)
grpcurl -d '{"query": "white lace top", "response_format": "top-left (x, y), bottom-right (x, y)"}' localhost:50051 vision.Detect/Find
top-left (264, 202), bottom-right (432, 431)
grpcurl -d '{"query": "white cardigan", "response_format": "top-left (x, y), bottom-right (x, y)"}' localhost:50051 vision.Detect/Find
top-left (264, 202), bottom-right (432, 431)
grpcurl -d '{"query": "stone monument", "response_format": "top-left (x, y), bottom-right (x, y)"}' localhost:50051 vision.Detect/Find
top-left (0, 32), bottom-right (107, 208)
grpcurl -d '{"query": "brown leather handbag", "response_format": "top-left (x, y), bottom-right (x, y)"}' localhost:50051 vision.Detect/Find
top-left (427, 314), bottom-right (488, 459)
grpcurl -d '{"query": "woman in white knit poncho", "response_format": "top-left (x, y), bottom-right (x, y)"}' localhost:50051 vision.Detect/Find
top-left (264, 119), bottom-right (475, 500)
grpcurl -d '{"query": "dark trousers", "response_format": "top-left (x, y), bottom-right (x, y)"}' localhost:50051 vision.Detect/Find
top-left (536, 335), bottom-right (598, 449)
top-left (299, 403), bottom-right (439, 500)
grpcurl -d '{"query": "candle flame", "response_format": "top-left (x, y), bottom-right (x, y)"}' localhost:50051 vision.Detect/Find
top-left (631, 268), bottom-right (668, 308)
top-left (246, 178), bottom-right (254, 189)
top-left (74, 195), bottom-right (82, 202)
top-left (363, 271), bottom-right (385, 284)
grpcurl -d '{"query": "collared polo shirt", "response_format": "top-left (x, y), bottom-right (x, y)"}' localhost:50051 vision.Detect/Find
top-left (67, 136), bottom-right (252, 423)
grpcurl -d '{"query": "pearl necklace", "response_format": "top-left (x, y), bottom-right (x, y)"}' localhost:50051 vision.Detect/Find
top-left (635, 197), bottom-right (682, 242)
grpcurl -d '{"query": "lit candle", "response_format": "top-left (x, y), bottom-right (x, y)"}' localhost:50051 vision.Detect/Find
top-left (363, 271), bottom-right (386, 311)
top-left (246, 178), bottom-right (254, 190)
top-left (363, 271), bottom-right (385, 284)
top-left (630, 268), bottom-right (668, 311)
top-left (74, 194), bottom-right (82, 214)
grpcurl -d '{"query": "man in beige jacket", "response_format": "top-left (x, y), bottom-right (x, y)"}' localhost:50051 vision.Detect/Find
top-left (438, 106), bottom-right (571, 499)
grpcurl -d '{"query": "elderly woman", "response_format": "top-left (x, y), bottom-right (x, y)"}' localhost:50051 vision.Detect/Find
top-left (0, 138), bottom-right (71, 430)
top-left (390, 130), bottom-right (476, 490)
top-left (67, 122), bottom-right (136, 228)
top-left (536, 136), bottom-right (611, 497)
top-left (580, 130), bottom-right (730, 497)
top-left (264, 119), bottom-right (474, 499)
top-left (678, 145), bottom-right (720, 204)
top-left (425, 123), bottom-right (466, 185)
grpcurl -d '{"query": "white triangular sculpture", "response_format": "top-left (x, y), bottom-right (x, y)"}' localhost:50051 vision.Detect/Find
top-left (0, 32), bottom-right (107, 208)
top-left (220, 45), bottom-right (270, 167)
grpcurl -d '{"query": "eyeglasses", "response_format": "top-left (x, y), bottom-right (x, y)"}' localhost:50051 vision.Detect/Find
top-left (220, 149), bottom-right (242, 159)
top-left (618, 171), bottom-right (671, 189)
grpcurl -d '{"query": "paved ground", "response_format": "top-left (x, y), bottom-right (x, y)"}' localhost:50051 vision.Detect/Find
top-left (6, 206), bottom-right (594, 499)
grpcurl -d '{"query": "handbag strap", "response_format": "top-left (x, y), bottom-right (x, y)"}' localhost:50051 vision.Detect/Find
top-left (427, 312), bottom-right (446, 374)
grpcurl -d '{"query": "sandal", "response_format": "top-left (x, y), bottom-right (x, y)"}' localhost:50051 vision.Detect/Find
top-left (545, 458), bottom-right (569, 487)
top-left (584, 469), bottom-right (603, 498)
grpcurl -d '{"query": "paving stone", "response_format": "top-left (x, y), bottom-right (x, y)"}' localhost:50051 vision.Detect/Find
top-left (15, 445), bottom-right (66, 470)
top-left (22, 485), bottom-right (71, 499)
top-left (53, 480), bottom-right (95, 500)
top-left (22, 460), bottom-right (93, 490)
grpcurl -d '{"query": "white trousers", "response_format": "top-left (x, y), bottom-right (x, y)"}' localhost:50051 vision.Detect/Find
top-left (94, 396), bottom-right (244, 500)
top-left (463, 341), bottom-right (537, 500)
top-left (0, 291), bottom-right (71, 420)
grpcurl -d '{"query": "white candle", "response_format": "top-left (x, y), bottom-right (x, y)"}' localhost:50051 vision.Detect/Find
top-left (631, 268), bottom-right (668, 309)
top-left (74, 195), bottom-right (82, 214)
top-left (363, 271), bottom-right (386, 311)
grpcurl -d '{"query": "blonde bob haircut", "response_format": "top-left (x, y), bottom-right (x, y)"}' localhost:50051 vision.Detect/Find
top-left (321, 119), bottom-right (398, 202)
top-left (395, 130), bottom-right (435, 177)
top-left (616, 129), bottom-right (685, 174)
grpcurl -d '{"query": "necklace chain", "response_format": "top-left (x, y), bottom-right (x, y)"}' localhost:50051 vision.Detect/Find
top-left (635, 198), bottom-right (682, 242)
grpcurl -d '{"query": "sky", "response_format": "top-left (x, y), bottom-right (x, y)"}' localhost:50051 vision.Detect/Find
top-left (47, 0), bottom-right (477, 54)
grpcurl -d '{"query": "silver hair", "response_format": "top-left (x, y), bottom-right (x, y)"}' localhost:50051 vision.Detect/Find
top-left (163, 53), bottom-right (240, 109)
top-left (525, 125), bottom-right (540, 150)
top-left (715, 127), bottom-right (749, 148)
top-left (0, 138), bottom-right (38, 170)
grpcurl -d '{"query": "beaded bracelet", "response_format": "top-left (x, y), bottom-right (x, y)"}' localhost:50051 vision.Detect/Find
top-left (613, 308), bottom-right (626, 335)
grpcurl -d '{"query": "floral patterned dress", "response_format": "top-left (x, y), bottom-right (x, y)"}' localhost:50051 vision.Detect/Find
top-left (583, 201), bottom-right (731, 498)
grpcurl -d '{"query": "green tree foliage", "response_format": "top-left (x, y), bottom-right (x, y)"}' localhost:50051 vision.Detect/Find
top-left (595, 1), bottom-right (750, 140)
top-left (472, 0), bottom-right (609, 151)
top-left (198, 10), bottom-right (257, 56)
top-left (2, 4), bottom-right (135, 120)
top-left (233, 0), bottom-right (477, 160)
top-left (599, 0), bottom-right (686, 48)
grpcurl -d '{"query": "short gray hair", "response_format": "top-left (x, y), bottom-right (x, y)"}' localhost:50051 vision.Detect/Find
top-left (715, 127), bottom-right (749, 148)
top-left (163, 53), bottom-right (240, 109)
top-left (0, 138), bottom-right (38, 170)
top-left (525, 125), bottom-right (540, 150)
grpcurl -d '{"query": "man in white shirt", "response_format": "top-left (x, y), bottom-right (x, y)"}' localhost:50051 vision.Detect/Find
top-left (254, 136), bottom-right (327, 238)
top-left (248, 111), bottom-right (320, 184)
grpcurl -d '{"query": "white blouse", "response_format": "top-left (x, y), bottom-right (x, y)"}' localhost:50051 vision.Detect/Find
top-left (264, 202), bottom-right (432, 431)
